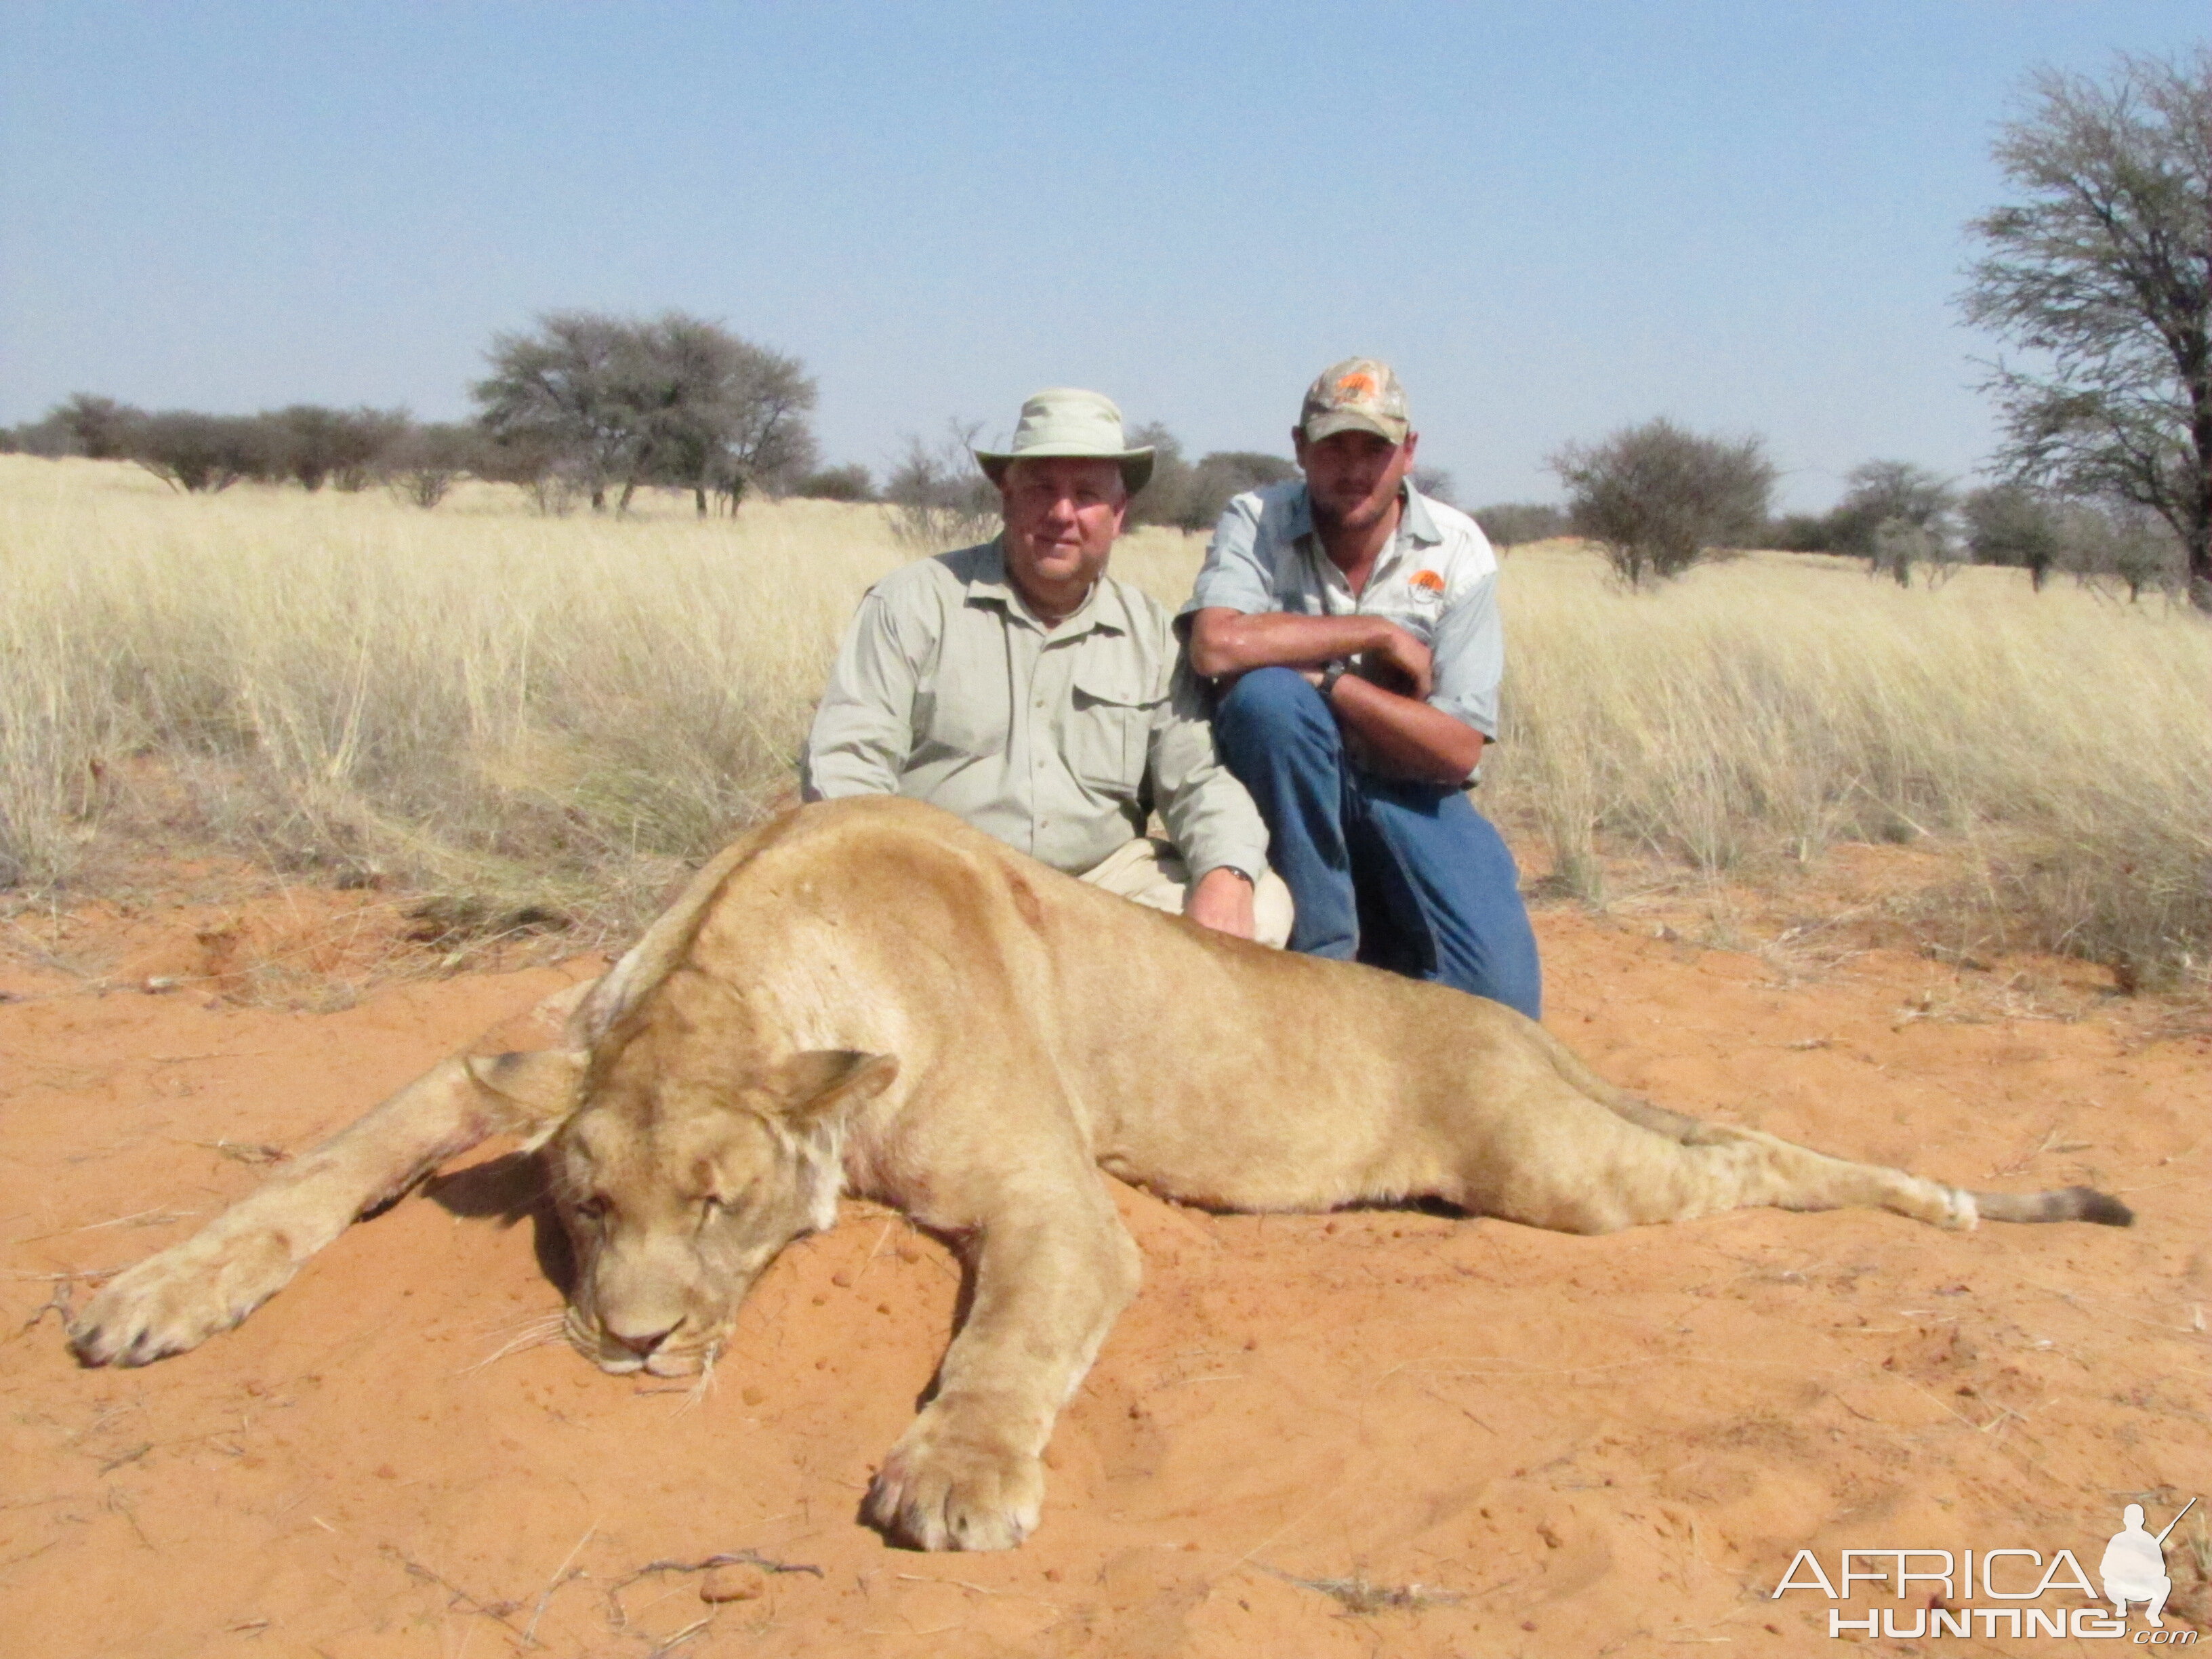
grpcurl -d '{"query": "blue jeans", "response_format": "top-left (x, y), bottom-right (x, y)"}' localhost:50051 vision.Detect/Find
top-left (1214, 668), bottom-right (1542, 1020)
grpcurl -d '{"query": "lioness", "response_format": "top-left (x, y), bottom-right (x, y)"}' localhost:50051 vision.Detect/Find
top-left (70, 798), bottom-right (2130, 1551)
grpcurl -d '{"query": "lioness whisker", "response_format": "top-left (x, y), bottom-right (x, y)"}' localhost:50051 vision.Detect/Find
top-left (673, 1342), bottom-right (721, 1414)
top-left (459, 1316), bottom-right (567, 1374)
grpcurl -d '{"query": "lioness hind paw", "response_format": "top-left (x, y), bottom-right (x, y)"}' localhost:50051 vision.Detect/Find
top-left (67, 1231), bottom-right (298, 1368)
top-left (865, 1439), bottom-right (1044, 1552)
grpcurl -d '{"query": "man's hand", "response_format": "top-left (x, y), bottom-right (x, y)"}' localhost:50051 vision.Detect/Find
top-left (1359, 627), bottom-right (1433, 701)
top-left (1184, 866), bottom-right (1256, 939)
top-left (1326, 672), bottom-right (1486, 785)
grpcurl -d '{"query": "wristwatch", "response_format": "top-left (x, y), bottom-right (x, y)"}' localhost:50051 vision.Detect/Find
top-left (1318, 659), bottom-right (1351, 700)
top-left (1213, 865), bottom-right (1256, 886)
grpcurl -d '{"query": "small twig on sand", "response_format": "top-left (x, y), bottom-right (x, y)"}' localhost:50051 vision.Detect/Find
top-left (520, 1524), bottom-right (595, 1647)
top-left (14, 1208), bottom-right (197, 1244)
top-left (645, 1617), bottom-right (713, 1657)
top-left (382, 1545), bottom-right (536, 1646)
top-left (192, 1139), bottom-right (290, 1166)
top-left (1258, 1563), bottom-right (1463, 1616)
top-left (1989, 1123), bottom-right (2066, 1179)
top-left (11, 1280), bottom-right (73, 1339)
top-left (97, 1442), bottom-right (152, 1474)
top-left (605, 1549), bottom-right (823, 1630)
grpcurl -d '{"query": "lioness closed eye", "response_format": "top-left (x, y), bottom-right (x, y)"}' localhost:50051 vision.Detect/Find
top-left (69, 798), bottom-right (2131, 1551)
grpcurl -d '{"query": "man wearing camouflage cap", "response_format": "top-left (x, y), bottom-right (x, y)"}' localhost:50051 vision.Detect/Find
top-left (1182, 359), bottom-right (1542, 1017)
top-left (805, 387), bottom-right (1292, 944)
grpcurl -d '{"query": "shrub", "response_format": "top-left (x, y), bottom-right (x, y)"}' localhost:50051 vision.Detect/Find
top-left (270, 405), bottom-right (411, 491)
top-left (1828, 461), bottom-right (1956, 567)
top-left (1472, 502), bottom-right (1569, 547)
top-left (1765, 512), bottom-right (1837, 553)
top-left (1549, 419), bottom-right (1775, 586)
top-left (1179, 451), bottom-right (1300, 533)
top-left (793, 464), bottom-right (876, 502)
top-left (884, 421), bottom-right (1000, 550)
top-left (58, 394), bottom-right (144, 460)
top-left (381, 423), bottom-right (483, 508)
top-left (129, 411), bottom-right (276, 493)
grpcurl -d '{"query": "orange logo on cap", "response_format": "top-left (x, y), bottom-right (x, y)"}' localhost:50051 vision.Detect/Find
top-left (1410, 569), bottom-right (1446, 594)
top-left (1334, 372), bottom-right (1378, 401)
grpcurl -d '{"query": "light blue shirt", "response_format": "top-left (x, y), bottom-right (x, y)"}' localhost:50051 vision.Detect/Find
top-left (1181, 481), bottom-right (1506, 738)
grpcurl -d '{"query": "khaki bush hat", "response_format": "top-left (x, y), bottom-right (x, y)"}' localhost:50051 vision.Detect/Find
top-left (974, 388), bottom-right (1155, 495)
top-left (1300, 357), bottom-right (1410, 445)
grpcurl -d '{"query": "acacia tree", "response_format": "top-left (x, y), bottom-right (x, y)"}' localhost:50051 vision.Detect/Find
top-left (1548, 418), bottom-right (1775, 586)
top-left (473, 312), bottom-right (642, 512)
top-left (1827, 460), bottom-right (1957, 586)
top-left (1964, 482), bottom-right (2063, 588)
top-left (473, 311), bottom-right (817, 516)
top-left (1961, 49), bottom-right (2212, 609)
top-left (684, 324), bottom-right (818, 515)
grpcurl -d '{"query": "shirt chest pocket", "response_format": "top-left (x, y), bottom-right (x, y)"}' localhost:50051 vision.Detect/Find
top-left (1063, 663), bottom-right (1153, 795)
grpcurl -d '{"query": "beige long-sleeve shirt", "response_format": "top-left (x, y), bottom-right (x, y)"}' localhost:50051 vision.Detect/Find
top-left (802, 540), bottom-right (1269, 880)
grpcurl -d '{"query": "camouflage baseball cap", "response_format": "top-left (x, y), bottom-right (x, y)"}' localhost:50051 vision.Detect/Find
top-left (1299, 357), bottom-right (1410, 445)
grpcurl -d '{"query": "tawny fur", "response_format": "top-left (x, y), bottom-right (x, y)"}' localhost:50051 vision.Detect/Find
top-left (68, 798), bottom-right (2130, 1551)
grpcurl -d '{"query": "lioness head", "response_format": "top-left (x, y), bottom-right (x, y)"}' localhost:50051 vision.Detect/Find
top-left (476, 1046), bottom-right (898, 1378)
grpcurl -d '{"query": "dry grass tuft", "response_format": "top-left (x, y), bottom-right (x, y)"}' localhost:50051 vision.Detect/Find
top-left (2, 460), bottom-right (2205, 989)
top-left (1261, 1563), bottom-right (1464, 1614)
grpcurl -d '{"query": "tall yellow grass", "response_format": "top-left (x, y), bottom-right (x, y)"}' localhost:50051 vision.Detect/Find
top-left (1496, 546), bottom-right (2210, 984)
top-left (3, 457), bottom-right (2207, 984)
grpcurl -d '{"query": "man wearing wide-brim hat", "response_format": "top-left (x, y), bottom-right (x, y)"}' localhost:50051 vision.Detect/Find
top-left (1181, 359), bottom-right (1542, 1017)
top-left (804, 388), bottom-right (1292, 944)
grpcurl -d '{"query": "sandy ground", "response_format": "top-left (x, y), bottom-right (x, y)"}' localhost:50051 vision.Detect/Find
top-left (2, 865), bottom-right (2207, 1658)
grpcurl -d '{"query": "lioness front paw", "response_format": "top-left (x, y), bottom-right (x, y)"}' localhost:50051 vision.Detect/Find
top-left (865, 1421), bottom-right (1045, 1551)
top-left (68, 1227), bottom-right (298, 1367)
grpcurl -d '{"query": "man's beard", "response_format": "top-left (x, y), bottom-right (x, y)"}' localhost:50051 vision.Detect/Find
top-left (1311, 485), bottom-right (1394, 534)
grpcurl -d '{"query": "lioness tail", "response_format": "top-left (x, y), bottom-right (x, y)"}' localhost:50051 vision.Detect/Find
top-left (1972, 1185), bottom-right (2133, 1227)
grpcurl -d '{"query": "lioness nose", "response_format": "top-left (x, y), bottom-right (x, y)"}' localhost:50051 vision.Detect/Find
top-left (609, 1322), bottom-right (679, 1356)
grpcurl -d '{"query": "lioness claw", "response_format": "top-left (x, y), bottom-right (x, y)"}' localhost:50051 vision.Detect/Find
top-left (867, 1433), bottom-right (1044, 1553)
top-left (69, 1229), bottom-right (297, 1368)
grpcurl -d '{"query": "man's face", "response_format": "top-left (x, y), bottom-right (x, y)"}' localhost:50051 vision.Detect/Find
top-left (1294, 427), bottom-right (1418, 534)
top-left (998, 457), bottom-right (1128, 614)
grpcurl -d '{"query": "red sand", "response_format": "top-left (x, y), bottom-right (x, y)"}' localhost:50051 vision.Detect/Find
top-left (3, 886), bottom-right (2206, 1657)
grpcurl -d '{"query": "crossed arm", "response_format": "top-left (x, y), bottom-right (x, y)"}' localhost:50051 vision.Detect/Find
top-left (1185, 607), bottom-right (1486, 787)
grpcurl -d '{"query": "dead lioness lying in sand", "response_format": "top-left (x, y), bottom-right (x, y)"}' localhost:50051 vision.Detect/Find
top-left (70, 797), bottom-right (2130, 1549)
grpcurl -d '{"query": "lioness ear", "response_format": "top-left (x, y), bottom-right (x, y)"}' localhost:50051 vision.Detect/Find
top-left (771, 1050), bottom-right (899, 1126)
top-left (466, 1049), bottom-right (588, 1145)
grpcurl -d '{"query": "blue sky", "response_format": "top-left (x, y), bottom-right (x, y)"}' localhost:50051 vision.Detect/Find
top-left (3, 1), bottom-right (2203, 510)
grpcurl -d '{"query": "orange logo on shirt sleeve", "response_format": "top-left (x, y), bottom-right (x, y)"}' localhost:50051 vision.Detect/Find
top-left (1410, 569), bottom-right (1446, 594)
